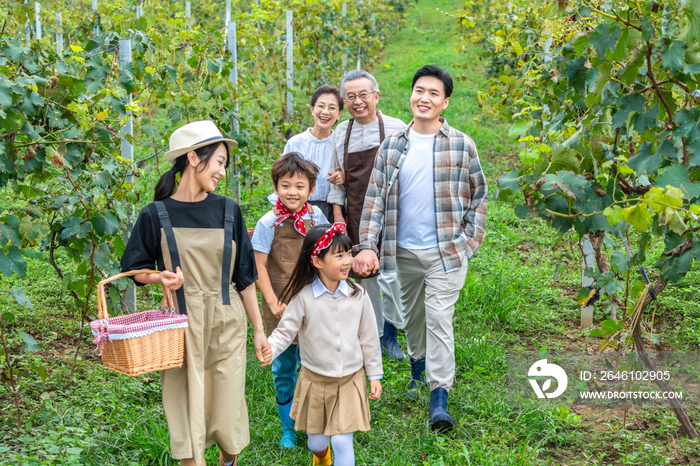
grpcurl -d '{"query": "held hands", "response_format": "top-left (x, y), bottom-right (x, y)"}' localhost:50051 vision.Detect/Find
top-left (160, 267), bottom-right (184, 291)
top-left (269, 300), bottom-right (287, 319)
top-left (327, 171), bottom-right (345, 186)
top-left (255, 331), bottom-right (272, 366)
top-left (369, 379), bottom-right (382, 400)
top-left (352, 249), bottom-right (379, 277)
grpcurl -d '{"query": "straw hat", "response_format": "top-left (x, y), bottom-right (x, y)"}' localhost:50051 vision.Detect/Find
top-left (164, 120), bottom-right (238, 163)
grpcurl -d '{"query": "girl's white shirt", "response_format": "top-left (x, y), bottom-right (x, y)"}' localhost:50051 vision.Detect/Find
top-left (267, 278), bottom-right (383, 379)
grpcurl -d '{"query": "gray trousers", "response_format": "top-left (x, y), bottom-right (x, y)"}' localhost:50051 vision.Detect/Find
top-left (356, 271), bottom-right (404, 337)
top-left (396, 246), bottom-right (468, 391)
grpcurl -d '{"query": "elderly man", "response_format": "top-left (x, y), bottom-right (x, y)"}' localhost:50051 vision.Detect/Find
top-left (327, 70), bottom-right (406, 361)
top-left (353, 65), bottom-right (488, 431)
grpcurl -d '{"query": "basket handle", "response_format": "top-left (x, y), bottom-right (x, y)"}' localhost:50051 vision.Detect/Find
top-left (96, 269), bottom-right (175, 320)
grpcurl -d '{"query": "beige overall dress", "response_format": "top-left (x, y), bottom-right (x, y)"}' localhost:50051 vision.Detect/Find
top-left (159, 223), bottom-right (249, 459)
top-left (260, 211), bottom-right (315, 339)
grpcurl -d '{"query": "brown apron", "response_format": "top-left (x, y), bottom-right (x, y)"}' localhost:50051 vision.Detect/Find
top-left (343, 113), bottom-right (385, 279)
top-left (261, 210), bottom-right (315, 342)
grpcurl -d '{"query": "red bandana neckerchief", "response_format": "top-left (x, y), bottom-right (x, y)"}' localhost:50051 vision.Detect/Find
top-left (310, 223), bottom-right (347, 263)
top-left (273, 199), bottom-right (309, 236)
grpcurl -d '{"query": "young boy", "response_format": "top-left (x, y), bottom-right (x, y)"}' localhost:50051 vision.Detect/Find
top-left (251, 152), bottom-right (329, 448)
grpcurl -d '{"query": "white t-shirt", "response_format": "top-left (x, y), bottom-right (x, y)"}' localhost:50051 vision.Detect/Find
top-left (396, 129), bottom-right (438, 249)
top-left (251, 208), bottom-right (329, 254)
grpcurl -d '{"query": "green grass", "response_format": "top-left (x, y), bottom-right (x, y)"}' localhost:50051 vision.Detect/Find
top-left (2, 0), bottom-right (700, 464)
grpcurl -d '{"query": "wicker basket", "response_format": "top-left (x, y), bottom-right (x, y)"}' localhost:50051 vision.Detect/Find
top-left (90, 269), bottom-right (187, 376)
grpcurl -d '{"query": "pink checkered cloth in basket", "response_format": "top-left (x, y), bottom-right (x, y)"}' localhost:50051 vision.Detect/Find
top-left (90, 310), bottom-right (188, 355)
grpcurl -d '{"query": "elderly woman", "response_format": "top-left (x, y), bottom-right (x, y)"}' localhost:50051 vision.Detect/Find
top-left (283, 84), bottom-right (345, 221)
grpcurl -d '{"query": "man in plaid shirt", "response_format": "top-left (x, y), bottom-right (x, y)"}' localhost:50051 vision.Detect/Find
top-left (353, 65), bottom-right (488, 432)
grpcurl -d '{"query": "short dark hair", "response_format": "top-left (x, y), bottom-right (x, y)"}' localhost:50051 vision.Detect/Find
top-left (271, 152), bottom-right (319, 189)
top-left (310, 84), bottom-right (343, 112)
top-left (411, 65), bottom-right (453, 98)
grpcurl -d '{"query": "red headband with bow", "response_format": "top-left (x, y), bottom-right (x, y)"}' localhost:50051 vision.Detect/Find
top-left (310, 223), bottom-right (347, 263)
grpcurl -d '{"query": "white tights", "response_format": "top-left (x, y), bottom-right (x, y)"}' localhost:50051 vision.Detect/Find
top-left (308, 432), bottom-right (355, 466)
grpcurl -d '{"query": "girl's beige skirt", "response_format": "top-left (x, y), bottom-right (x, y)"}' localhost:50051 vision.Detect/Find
top-left (291, 366), bottom-right (371, 436)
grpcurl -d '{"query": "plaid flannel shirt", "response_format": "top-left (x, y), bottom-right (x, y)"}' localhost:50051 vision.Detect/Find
top-left (356, 118), bottom-right (488, 273)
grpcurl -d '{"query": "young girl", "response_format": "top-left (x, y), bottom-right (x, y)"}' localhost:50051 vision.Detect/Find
top-left (121, 120), bottom-right (270, 466)
top-left (261, 224), bottom-right (383, 466)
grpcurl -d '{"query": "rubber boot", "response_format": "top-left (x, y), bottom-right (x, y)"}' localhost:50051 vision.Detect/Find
top-left (277, 399), bottom-right (297, 448)
top-left (406, 357), bottom-right (426, 400)
top-left (312, 446), bottom-right (333, 466)
top-left (429, 387), bottom-right (454, 432)
top-left (380, 320), bottom-right (404, 361)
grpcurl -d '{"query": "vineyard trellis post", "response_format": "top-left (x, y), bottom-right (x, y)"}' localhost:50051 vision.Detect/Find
top-left (226, 0), bottom-right (231, 30)
top-left (119, 37), bottom-right (137, 312)
top-left (227, 20), bottom-right (241, 203)
top-left (55, 12), bottom-right (63, 55)
top-left (286, 10), bottom-right (293, 118)
top-left (185, 1), bottom-right (192, 56)
top-left (34, 2), bottom-right (41, 40)
top-left (542, 35), bottom-right (552, 115)
top-left (92, 0), bottom-right (99, 36)
top-left (356, 45), bottom-right (361, 70)
top-left (581, 234), bottom-right (595, 326)
top-left (342, 1), bottom-right (347, 72)
top-left (136, 1), bottom-right (143, 19)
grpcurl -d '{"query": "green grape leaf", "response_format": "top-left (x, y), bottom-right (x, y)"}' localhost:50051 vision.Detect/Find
top-left (662, 40), bottom-right (687, 74)
top-left (666, 211), bottom-right (687, 235)
top-left (609, 250), bottom-right (628, 274)
top-left (656, 139), bottom-right (679, 162)
top-left (679, 0), bottom-right (700, 46)
top-left (91, 211), bottom-right (120, 237)
top-left (508, 119), bottom-right (532, 139)
top-left (589, 23), bottom-right (621, 58)
top-left (623, 204), bottom-right (652, 232)
top-left (19, 331), bottom-right (41, 352)
top-left (497, 169), bottom-right (521, 194)
top-left (633, 105), bottom-right (659, 134)
top-left (612, 94), bottom-right (645, 129)
top-left (11, 288), bottom-right (33, 310)
top-left (0, 246), bottom-right (26, 277)
top-left (564, 57), bottom-right (589, 95)
top-left (586, 63), bottom-right (613, 107)
top-left (18, 216), bottom-right (49, 243)
top-left (654, 165), bottom-right (700, 200)
top-left (0, 81), bottom-right (12, 109)
top-left (60, 217), bottom-right (91, 240)
top-left (620, 49), bottom-right (644, 85)
top-left (626, 142), bottom-right (661, 175)
top-left (608, 29), bottom-right (631, 62)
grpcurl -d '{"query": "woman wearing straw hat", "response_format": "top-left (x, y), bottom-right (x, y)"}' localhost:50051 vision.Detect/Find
top-left (121, 120), bottom-right (270, 466)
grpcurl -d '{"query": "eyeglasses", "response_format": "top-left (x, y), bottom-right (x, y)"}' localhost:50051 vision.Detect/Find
top-left (343, 90), bottom-right (374, 103)
top-left (313, 103), bottom-right (340, 113)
